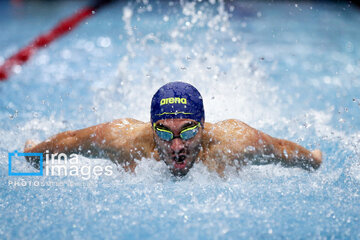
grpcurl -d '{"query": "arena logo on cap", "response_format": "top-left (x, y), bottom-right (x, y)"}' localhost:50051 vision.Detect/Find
top-left (160, 97), bottom-right (187, 106)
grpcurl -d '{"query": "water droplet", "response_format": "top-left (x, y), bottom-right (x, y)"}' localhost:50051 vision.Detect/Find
top-left (13, 65), bottom-right (22, 74)
top-left (123, 7), bottom-right (133, 19)
top-left (345, 41), bottom-right (354, 52)
top-left (9, 110), bottom-right (18, 120)
top-left (84, 41), bottom-right (94, 52)
top-left (97, 37), bottom-right (111, 48)
top-left (61, 49), bottom-right (71, 59)
top-left (283, 149), bottom-right (288, 158)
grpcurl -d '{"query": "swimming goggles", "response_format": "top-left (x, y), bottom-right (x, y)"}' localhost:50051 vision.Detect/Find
top-left (153, 122), bottom-right (201, 141)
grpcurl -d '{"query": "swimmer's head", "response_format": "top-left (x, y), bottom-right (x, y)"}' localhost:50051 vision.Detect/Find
top-left (151, 82), bottom-right (205, 177)
top-left (150, 82), bottom-right (205, 125)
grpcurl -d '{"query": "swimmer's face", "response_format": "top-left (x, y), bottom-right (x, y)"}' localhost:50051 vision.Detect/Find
top-left (153, 118), bottom-right (203, 177)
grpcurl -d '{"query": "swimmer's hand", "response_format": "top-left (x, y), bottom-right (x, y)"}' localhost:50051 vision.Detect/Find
top-left (24, 139), bottom-right (37, 152)
top-left (311, 149), bottom-right (322, 169)
top-left (24, 140), bottom-right (41, 170)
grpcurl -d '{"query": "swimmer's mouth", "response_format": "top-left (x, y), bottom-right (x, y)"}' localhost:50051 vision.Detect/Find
top-left (172, 155), bottom-right (187, 169)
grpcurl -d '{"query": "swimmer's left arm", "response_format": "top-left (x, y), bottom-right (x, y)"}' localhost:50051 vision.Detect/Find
top-left (246, 127), bottom-right (322, 170)
top-left (215, 120), bottom-right (322, 170)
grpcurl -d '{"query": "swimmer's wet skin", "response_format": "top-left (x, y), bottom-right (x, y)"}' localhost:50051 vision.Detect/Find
top-left (24, 82), bottom-right (322, 177)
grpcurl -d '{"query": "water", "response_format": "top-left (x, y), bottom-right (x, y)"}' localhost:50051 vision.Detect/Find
top-left (1, 0), bottom-right (360, 239)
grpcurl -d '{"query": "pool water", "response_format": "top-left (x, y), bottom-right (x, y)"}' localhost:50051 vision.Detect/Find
top-left (1, 0), bottom-right (360, 239)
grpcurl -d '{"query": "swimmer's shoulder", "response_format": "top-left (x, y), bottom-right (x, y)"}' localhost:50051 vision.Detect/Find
top-left (202, 119), bottom-right (255, 145)
top-left (108, 118), bottom-right (150, 129)
top-left (204, 119), bottom-right (250, 135)
top-left (96, 118), bottom-right (153, 144)
top-left (97, 118), bottom-right (154, 151)
top-left (110, 118), bottom-right (146, 126)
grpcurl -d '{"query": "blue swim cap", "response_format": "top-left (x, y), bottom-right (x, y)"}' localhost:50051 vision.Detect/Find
top-left (151, 82), bottom-right (205, 125)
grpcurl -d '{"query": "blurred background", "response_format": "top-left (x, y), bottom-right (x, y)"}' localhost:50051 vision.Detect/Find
top-left (0, 0), bottom-right (360, 239)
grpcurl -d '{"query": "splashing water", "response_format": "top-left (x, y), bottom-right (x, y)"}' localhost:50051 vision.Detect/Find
top-left (0, 1), bottom-right (360, 239)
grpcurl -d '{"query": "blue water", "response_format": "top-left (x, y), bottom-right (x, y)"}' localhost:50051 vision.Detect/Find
top-left (1, 0), bottom-right (360, 239)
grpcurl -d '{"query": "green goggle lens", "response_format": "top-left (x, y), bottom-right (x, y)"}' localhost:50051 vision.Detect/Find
top-left (155, 129), bottom-right (174, 141)
top-left (179, 124), bottom-right (199, 140)
top-left (154, 123), bottom-right (200, 141)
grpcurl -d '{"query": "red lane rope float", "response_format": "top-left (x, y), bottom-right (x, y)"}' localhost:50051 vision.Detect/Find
top-left (0, 0), bottom-right (115, 81)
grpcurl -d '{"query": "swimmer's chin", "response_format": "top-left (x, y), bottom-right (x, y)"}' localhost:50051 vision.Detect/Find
top-left (169, 161), bottom-right (193, 177)
top-left (170, 168), bottom-right (190, 177)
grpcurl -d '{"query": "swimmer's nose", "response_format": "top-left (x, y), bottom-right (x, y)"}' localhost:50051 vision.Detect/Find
top-left (170, 138), bottom-right (185, 153)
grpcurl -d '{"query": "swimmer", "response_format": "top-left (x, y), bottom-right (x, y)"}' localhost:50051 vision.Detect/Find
top-left (24, 82), bottom-right (322, 177)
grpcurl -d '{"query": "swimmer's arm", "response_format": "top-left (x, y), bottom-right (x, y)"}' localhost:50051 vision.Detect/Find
top-left (24, 124), bottom-right (104, 168)
top-left (249, 130), bottom-right (322, 170)
top-left (24, 118), bottom-right (151, 169)
top-left (216, 120), bottom-right (322, 170)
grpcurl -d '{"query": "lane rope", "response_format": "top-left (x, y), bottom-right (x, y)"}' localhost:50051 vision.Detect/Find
top-left (0, 0), bottom-right (115, 81)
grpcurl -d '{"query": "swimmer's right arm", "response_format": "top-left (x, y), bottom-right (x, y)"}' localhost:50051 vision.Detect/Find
top-left (24, 124), bottom-right (105, 169)
top-left (24, 118), bottom-right (153, 169)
